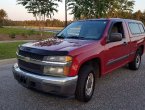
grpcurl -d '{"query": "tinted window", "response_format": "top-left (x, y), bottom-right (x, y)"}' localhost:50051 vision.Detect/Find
top-left (129, 23), bottom-right (141, 34)
top-left (139, 24), bottom-right (145, 33)
top-left (57, 20), bottom-right (108, 40)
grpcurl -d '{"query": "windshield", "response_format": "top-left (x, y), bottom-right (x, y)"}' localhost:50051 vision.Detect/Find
top-left (57, 20), bottom-right (108, 40)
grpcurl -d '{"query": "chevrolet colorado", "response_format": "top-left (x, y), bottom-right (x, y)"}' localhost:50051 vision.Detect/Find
top-left (13, 18), bottom-right (145, 102)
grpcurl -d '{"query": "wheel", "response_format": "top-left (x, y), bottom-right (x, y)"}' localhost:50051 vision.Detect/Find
top-left (75, 65), bottom-right (96, 102)
top-left (129, 50), bottom-right (141, 70)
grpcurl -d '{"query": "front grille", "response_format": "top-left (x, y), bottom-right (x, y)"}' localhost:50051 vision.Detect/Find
top-left (19, 50), bottom-right (44, 61)
top-left (18, 59), bottom-right (44, 75)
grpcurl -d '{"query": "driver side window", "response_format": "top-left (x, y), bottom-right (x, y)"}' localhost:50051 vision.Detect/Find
top-left (109, 22), bottom-right (124, 42)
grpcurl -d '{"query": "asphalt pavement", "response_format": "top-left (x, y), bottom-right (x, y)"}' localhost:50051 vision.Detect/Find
top-left (0, 57), bottom-right (145, 110)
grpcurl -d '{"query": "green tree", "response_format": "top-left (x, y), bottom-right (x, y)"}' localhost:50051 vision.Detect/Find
top-left (17, 0), bottom-right (61, 30)
top-left (17, 0), bottom-right (62, 20)
top-left (68, 0), bottom-right (135, 19)
top-left (68, 0), bottom-right (95, 19)
top-left (141, 11), bottom-right (145, 24)
top-left (133, 10), bottom-right (142, 20)
top-left (0, 9), bottom-right (7, 27)
top-left (107, 0), bottom-right (135, 18)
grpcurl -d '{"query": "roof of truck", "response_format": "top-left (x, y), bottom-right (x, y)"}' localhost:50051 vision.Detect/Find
top-left (78, 18), bottom-right (142, 23)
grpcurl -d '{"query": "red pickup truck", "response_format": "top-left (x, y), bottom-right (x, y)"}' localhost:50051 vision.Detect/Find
top-left (13, 18), bottom-right (145, 102)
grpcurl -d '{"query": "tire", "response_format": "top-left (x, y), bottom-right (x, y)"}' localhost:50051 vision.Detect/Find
top-left (129, 50), bottom-right (141, 70)
top-left (75, 64), bottom-right (96, 102)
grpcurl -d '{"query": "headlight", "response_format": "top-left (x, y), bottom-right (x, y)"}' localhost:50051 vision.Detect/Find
top-left (44, 56), bottom-right (72, 62)
top-left (43, 56), bottom-right (72, 76)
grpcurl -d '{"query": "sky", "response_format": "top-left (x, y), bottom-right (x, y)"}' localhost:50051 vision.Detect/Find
top-left (0, 0), bottom-right (145, 21)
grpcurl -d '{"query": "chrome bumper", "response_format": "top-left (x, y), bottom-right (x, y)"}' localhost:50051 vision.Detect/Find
top-left (12, 64), bottom-right (78, 96)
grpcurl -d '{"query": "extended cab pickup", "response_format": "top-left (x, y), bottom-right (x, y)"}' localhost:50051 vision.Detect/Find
top-left (13, 18), bottom-right (145, 102)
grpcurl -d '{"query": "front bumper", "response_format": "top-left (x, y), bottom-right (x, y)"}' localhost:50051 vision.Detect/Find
top-left (12, 64), bottom-right (78, 96)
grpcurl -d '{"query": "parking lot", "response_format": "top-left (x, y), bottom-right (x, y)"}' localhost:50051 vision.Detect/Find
top-left (0, 56), bottom-right (145, 110)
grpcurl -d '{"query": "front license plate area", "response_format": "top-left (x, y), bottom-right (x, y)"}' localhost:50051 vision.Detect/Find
top-left (15, 74), bottom-right (28, 85)
top-left (15, 74), bottom-right (38, 89)
top-left (19, 75), bottom-right (27, 84)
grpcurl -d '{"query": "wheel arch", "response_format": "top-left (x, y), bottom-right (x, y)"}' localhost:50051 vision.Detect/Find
top-left (139, 45), bottom-right (144, 55)
top-left (78, 57), bottom-right (102, 77)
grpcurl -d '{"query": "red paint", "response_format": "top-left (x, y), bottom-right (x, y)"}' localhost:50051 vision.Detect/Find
top-left (21, 18), bottom-right (145, 77)
top-left (67, 19), bottom-right (145, 77)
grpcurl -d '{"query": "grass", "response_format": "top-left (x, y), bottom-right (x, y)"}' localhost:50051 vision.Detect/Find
top-left (0, 42), bottom-right (26, 60)
top-left (0, 27), bottom-right (53, 36)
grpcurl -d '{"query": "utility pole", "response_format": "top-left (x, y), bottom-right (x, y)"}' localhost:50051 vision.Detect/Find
top-left (65, 0), bottom-right (67, 27)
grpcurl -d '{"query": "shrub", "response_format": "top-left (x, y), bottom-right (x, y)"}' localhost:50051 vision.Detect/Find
top-left (21, 33), bottom-right (28, 38)
top-left (9, 33), bottom-right (16, 39)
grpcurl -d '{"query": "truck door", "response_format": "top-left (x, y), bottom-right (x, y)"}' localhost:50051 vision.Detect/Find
top-left (103, 21), bottom-right (130, 74)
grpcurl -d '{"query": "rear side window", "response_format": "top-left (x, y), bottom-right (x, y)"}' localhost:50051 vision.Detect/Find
top-left (138, 24), bottom-right (145, 33)
top-left (128, 23), bottom-right (141, 35)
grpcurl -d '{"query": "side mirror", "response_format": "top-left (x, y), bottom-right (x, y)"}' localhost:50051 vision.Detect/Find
top-left (109, 33), bottom-right (123, 42)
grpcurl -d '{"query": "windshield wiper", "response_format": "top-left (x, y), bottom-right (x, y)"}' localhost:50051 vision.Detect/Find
top-left (56, 35), bottom-right (86, 40)
top-left (56, 35), bottom-right (65, 39)
top-left (67, 36), bottom-right (85, 39)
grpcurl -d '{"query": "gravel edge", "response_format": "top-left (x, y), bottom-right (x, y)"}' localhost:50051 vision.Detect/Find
top-left (0, 58), bottom-right (16, 65)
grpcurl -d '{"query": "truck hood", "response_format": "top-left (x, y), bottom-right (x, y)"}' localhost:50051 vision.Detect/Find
top-left (21, 38), bottom-right (95, 52)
